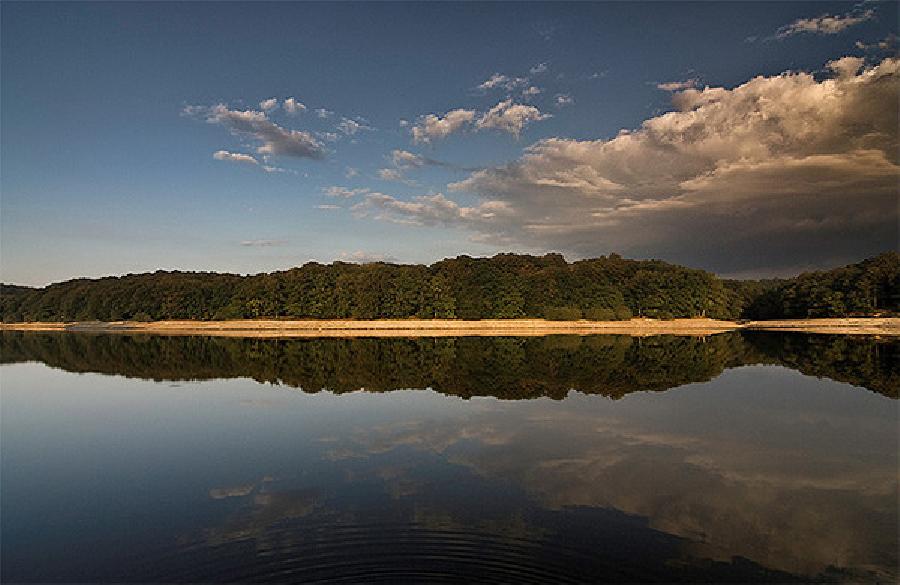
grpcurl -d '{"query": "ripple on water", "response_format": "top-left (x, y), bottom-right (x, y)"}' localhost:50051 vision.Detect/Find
top-left (144, 522), bottom-right (611, 583)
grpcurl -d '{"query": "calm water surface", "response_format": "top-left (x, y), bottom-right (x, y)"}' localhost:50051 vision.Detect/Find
top-left (1, 332), bottom-right (897, 583)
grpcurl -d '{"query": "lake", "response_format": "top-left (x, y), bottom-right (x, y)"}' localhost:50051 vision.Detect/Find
top-left (1, 331), bottom-right (897, 583)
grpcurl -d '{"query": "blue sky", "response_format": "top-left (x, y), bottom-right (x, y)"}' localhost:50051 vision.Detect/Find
top-left (2, 1), bottom-right (897, 285)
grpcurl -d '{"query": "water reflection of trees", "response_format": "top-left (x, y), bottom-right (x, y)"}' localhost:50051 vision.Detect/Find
top-left (0, 331), bottom-right (895, 399)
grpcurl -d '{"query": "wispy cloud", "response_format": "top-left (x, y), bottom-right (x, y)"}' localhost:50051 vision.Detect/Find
top-left (240, 239), bottom-right (288, 247)
top-left (213, 150), bottom-right (259, 165)
top-left (777, 8), bottom-right (875, 38)
top-left (476, 72), bottom-right (529, 92)
top-left (554, 93), bottom-right (574, 107)
top-left (337, 250), bottom-right (399, 263)
top-left (476, 99), bottom-right (550, 137)
top-left (656, 79), bottom-right (699, 91)
top-left (324, 186), bottom-right (370, 198)
top-left (187, 103), bottom-right (326, 160)
top-left (352, 191), bottom-right (512, 228)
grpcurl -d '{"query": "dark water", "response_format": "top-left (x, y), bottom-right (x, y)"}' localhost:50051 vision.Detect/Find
top-left (1, 332), bottom-right (897, 583)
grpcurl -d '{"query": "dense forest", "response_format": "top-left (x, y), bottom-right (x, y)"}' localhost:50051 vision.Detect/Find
top-left (1, 252), bottom-right (897, 322)
top-left (1, 331), bottom-right (895, 398)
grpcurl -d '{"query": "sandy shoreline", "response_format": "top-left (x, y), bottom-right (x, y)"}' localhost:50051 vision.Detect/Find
top-left (1, 317), bottom-right (898, 337)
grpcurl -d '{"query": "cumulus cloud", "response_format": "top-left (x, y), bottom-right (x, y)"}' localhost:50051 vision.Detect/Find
top-left (193, 104), bottom-right (326, 160)
top-left (411, 108), bottom-right (477, 143)
top-left (530, 62), bottom-right (548, 75)
top-left (259, 98), bottom-right (278, 111)
top-left (777, 8), bottom-right (875, 38)
top-left (283, 97), bottom-right (306, 114)
top-left (213, 150), bottom-right (259, 165)
top-left (522, 86), bottom-right (542, 98)
top-left (476, 99), bottom-right (551, 137)
top-left (370, 56), bottom-right (898, 274)
top-left (315, 108), bottom-right (333, 119)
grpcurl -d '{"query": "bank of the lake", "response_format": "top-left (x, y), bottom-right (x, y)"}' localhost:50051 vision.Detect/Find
top-left (1, 317), bottom-right (898, 337)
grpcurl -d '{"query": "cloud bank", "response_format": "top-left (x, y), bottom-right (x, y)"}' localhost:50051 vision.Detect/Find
top-left (373, 56), bottom-right (899, 273)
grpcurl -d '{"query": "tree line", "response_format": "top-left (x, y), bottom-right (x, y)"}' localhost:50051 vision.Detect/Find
top-left (1, 252), bottom-right (897, 322)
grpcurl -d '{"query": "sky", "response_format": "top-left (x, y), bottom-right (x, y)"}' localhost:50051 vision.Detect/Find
top-left (1, 1), bottom-right (897, 286)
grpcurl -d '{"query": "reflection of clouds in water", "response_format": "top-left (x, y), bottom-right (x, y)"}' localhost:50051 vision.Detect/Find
top-left (209, 484), bottom-right (255, 499)
top-left (204, 475), bottom-right (326, 547)
top-left (208, 475), bottom-right (275, 499)
top-left (323, 377), bottom-right (898, 580)
top-left (206, 489), bottom-right (321, 547)
top-left (323, 416), bottom-right (516, 461)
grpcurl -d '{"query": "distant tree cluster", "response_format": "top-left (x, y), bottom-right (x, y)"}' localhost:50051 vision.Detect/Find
top-left (728, 252), bottom-right (900, 319)
top-left (1, 252), bottom-right (897, 322)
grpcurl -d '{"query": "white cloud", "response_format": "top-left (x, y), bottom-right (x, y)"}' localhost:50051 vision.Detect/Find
top-left (337, 117), bottom-right (371, 136)
top-left (377, 168), bottom-right (406, 182)
top-left (197, 104), bottom-right (326, 160)
top-left (476, 99), bottom-right (551, 137)
top-left (352, 192), bottom-right (512, 227)
top-left (262, 164), bottom-right (293, 174)
top-left (411, 108), bottom-right (477, 143)
top-left (522, 86), bottom-right (542, 98)
top-left (370, 56), bottom-right (898, 273)
top-left (324, 186), bottom-right (370, 198)
top-left (530, 62), bottom-right (548, 75)
top-left (555, 93), bottom-right (574, 107)
top-left (477, 73), bottom-right (528, 92)
top-left (856, 34), bottom-right (898, 52)
top-left (315, 204), bottom-right (341, 210)
top-left (283, 97), bottom-right (306, 114)
top-left (315, 108), bottom-right (333, 118)
top-left (777, 8), bottom-right (875, 38)
top-left (240, 239), bottom-right (288, 247)
top-left (213, 150), bottom-right (259, 165)
top-left (259, 98), bottom-right (278, 111)
top-left (391, 149), bottom-right (425, 168)
top-left (344, 166), bottom-right (360, 178)
top-left (337, 250), bottom-right (398, 264)
top-left (656, 79), bottom-right (699, 91)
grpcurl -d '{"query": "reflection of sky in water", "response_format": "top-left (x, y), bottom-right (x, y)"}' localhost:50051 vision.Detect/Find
top-left (1, 362), bottom-right (897, 582)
